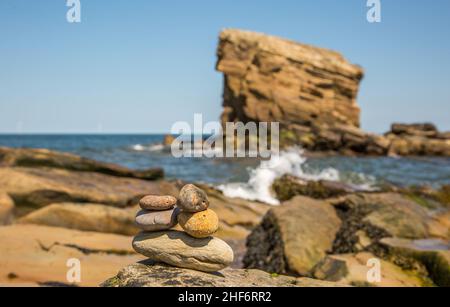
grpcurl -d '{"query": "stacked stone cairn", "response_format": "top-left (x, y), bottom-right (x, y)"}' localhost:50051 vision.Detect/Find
top-left (132, 184), bottom-right (234, 272)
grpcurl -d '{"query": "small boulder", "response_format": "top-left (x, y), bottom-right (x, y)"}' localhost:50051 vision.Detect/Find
top-left (244, 196), bottom-right (341, 276)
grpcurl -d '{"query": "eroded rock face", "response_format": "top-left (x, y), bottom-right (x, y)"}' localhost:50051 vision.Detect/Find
top-left (18, 203), bottom-right (139, 236)
top-left (216, 29), bottom-right (450, 156)
top-left (217, 29), bottom-right (363, 131)
top-left (0, 147), bottom-right (163, 180)
top-left (244, 196), bottom-right (341, 276)
top-left (101, 261), bottom-right (344, 287)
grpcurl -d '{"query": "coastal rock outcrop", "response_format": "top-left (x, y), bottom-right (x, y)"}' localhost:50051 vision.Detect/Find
top-left (217, 29), bottom-right (363, 133)
top-left (0, 167), bottom-right (177, 210)
top-left (0, 147), bottom-right (164, 180)
top-left (244, 196), bottom-right (341, 276)
top-left (102, 261), bottom-right (344, 287)
top-left (385, 123), bottom-right (450, 156)
top-left (216, 29), bottom-right (450, 156)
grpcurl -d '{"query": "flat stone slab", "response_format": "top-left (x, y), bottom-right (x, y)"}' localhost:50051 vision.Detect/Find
top-left (132, 230), bottom-right (233, 272)
top-left (102, 261), bottom-right (346, 287)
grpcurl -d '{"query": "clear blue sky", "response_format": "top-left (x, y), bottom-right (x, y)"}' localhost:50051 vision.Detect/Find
top-left (1, 0), bottom-right (449, 134)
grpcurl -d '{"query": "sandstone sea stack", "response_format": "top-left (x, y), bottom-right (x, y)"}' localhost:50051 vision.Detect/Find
top-left (216, 29), bottom-right (450, 156)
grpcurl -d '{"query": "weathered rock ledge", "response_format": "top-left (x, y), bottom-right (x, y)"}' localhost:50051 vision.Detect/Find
top-left (0, 147), bottom-right (163, 180)
top-left (101, 261), bottom-right (344, 287)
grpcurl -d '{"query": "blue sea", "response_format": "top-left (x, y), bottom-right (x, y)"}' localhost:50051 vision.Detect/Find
top-left (1, 134), bottom-right (449, 204)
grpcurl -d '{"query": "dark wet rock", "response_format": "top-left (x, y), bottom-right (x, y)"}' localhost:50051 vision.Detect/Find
top-left (331, 193), bottom-right (431, 245)
top-left (272, 174), bottom-right (363, 201)
top-left (244, 196), bottom-right (341, 276)
top-left (313, 252), bottom-right (428, 287)
top-left (0, 147), bottom-right (163, 180)
top-left (101, 261), bottom-right (345, 287)
top-left (379, 237), bottom-right (450, 287)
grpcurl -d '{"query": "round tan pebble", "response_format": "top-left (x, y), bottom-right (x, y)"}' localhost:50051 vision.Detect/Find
top-left (139, 195), bottom-right (177, 211)
top-left (178, 209), bottom-right (219, 238)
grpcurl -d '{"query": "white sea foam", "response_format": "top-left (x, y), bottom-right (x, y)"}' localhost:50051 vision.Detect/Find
top-left (131, 143), bottom-right (165, 152)
top-left (218, 147), bottom-right (377, 205)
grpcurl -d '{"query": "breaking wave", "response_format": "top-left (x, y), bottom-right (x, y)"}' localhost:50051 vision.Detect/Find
top-left (131, 143), bottom-right (165, 152)
top-left (218, 147), bottom-right (377, 205)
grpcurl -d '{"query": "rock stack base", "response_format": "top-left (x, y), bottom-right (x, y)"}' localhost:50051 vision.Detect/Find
top-left (132, 184), bottom-right (234, 272)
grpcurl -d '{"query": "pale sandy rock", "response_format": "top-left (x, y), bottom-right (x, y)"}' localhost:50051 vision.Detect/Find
top-left (18, 203), bottom-right (139, 235)
top-left (0, 224), bottom-right (143, 286)
top-left (132, 230), bottom-right (234, 272)
top-left (0, 193), bottom-right (14, 225)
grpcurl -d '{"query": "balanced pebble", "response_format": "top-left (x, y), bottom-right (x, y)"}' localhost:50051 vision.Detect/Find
top-left (139, 195), bottom-right (177, 211)
top-left (135, 208), bottom-right (179, 231)
top-left (178, 208), bottom-right (219, 238)
top-left (178, 184), bottom-right (209, 212)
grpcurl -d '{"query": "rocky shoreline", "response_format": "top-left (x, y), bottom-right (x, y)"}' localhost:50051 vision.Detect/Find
top-left (0, 146), bottom-right (448, 287)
